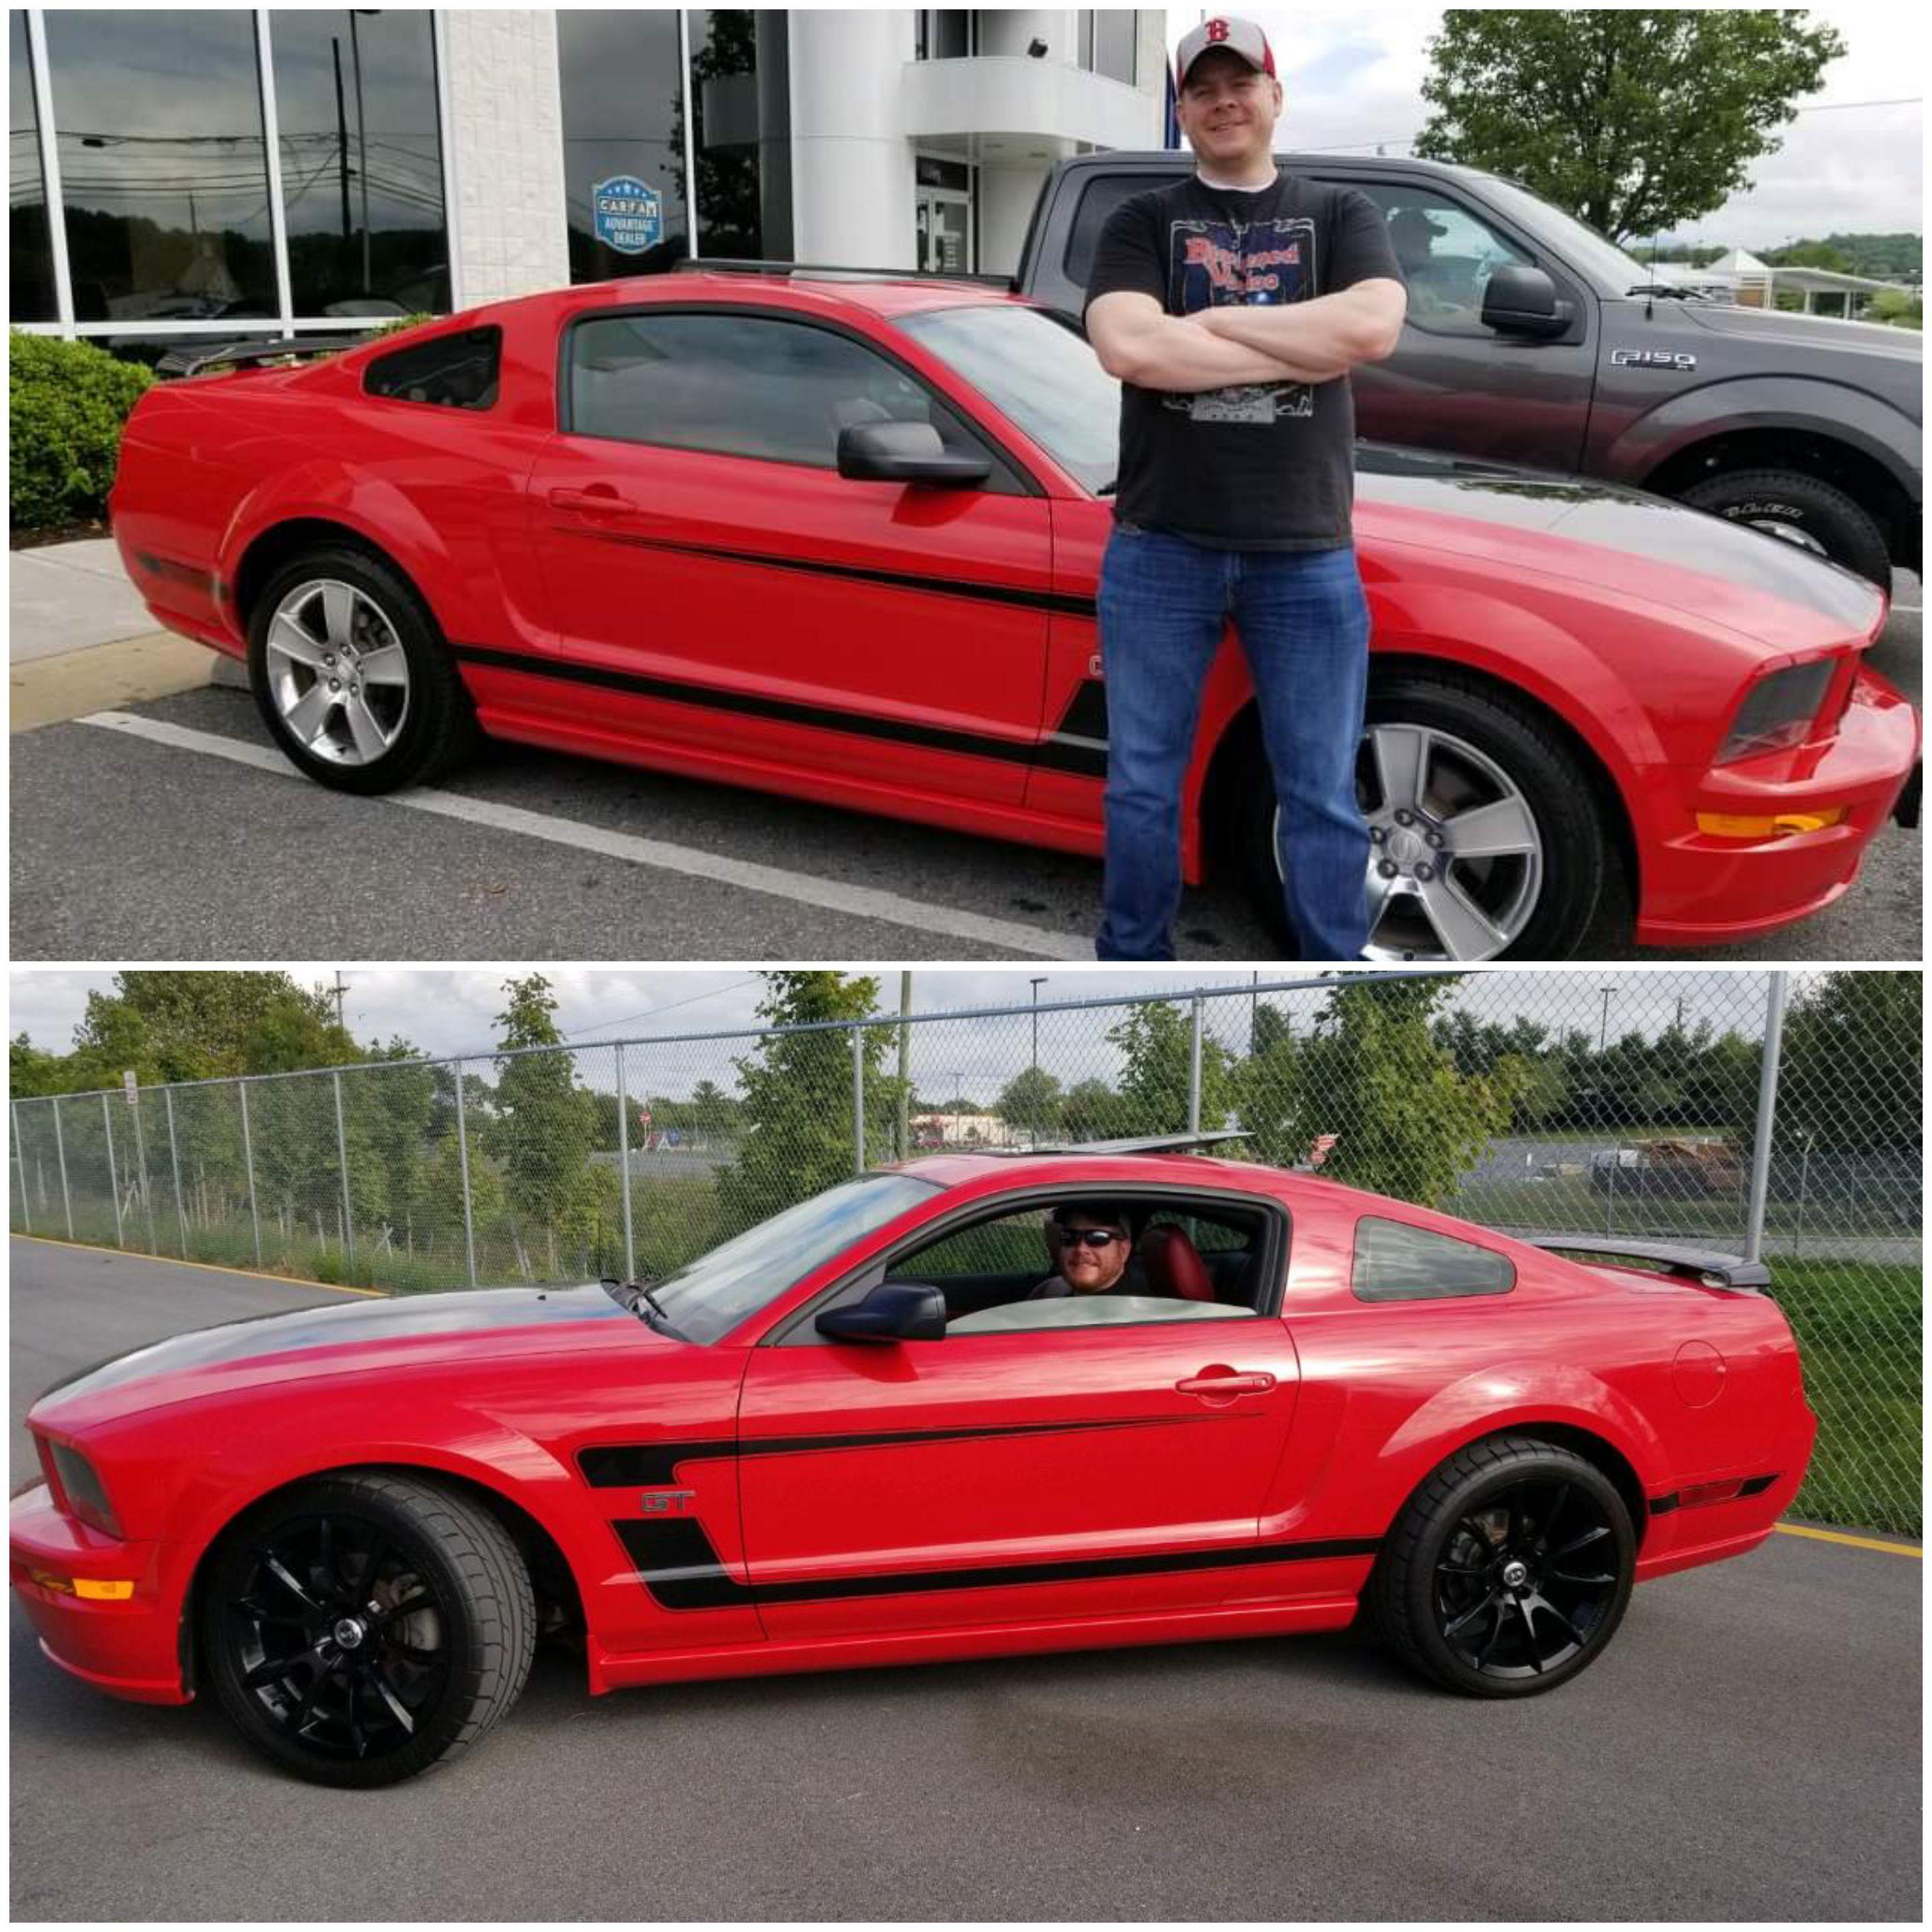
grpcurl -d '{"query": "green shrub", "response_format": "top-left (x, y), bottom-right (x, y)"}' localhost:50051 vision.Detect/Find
top-left (9, 330), bottom-right (155, 531)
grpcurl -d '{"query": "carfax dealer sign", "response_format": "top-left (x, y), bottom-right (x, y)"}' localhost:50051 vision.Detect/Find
top-left (592, 175), bottom-right (663, 255)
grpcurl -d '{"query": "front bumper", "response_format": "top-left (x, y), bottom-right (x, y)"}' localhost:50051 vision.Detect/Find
top-left (9, 1484), bottom-right (189, 1705)
top-left (1635, 665), bottom-right (1920, 946)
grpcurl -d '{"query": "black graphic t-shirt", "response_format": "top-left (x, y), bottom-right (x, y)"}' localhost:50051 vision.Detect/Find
top-left (1085, 173), bottom-right (1404, 550)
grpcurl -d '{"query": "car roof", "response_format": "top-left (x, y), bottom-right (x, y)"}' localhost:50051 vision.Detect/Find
top-left (479, 271), bottom-right (1034, 327)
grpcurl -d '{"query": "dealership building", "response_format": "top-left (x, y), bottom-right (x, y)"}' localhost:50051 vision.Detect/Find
top-left (9, 7), bottom-right (1166, 360)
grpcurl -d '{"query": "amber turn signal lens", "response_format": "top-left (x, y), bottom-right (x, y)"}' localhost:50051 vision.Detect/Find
top-left (1696, 806), bottom-right (1847, 839)
top-left (26, 1569), bottom-right (134, 1600)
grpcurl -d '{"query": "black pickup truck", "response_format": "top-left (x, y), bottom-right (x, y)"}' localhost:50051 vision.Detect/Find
top-left (1017, 151), bottom-right (1921, 588)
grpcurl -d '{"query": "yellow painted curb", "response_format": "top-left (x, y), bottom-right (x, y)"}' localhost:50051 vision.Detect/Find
top-left (9, 632), bottom-right (219, 731)
top-left (9, 1232), bottom-right (389, 1298)
top-left (1776, 1522), bottom-right (1921, 1558)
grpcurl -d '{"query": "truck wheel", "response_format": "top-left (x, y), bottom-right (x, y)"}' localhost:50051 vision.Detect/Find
top-left (248, 546), bottom-right (476, 795)
top-left (1365, 1435), bottom-right (1636, 1699)
top-left (1232, 672), bottom-right (1608, 961)
top-left (1680, 468), bottom-right (1891, 590)
top-left (199, 1473), bottom-right (536, 1787)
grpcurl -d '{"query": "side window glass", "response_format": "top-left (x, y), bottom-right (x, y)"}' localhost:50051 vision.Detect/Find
top-left (901, 1210), bottom-right (1055, 1282)
top-left (566, 311), bottom-right (985, 470)
top-left (364, 327), bottom-right (501, 408)
top-left (1354, 187), bottom-right (1534, 338)
top-left (1064, 173), bottom-right (1180, 290)
top-left (1352, 1216), bottom-right (1515, 1302)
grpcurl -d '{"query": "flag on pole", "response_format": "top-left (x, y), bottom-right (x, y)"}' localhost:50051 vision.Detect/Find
top-left (1163, 60), bottom-right (1181, 149)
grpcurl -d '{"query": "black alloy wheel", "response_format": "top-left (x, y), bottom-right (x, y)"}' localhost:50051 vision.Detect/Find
top-left (1366, 1435), bottom-right (1635, 1699)
top-left (200, 1473), bottom-right (534, 1787)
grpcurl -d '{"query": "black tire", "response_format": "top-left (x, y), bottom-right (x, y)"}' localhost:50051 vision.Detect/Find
top-left (1230, 671), bottom-right (1609, 961)
top-left (248, 544), bottom-right (476, 794)
top-left (198, 1472), bottom-right (535, 1787)
top-left (1679, 466), bottom-right (1892, 590)
top-left (1366, 1435), bottom-right (1635, 1699)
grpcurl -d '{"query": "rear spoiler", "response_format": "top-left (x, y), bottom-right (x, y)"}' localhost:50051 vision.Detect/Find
top-left (1521, 1236), bottom-right (1771, 1292)
top-left (155, 334), bottom-right (374, 381)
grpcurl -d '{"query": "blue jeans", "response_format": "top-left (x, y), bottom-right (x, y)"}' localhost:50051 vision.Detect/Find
top-left (1096, 526), bottom-right (1371, 962)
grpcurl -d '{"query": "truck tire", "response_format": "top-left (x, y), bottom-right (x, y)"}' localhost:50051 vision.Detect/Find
top-left (1680, 468), bottom-right (1891, 590)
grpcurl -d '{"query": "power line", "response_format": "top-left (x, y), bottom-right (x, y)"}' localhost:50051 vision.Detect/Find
top-left (562, 977), bottom-right (763, 1043)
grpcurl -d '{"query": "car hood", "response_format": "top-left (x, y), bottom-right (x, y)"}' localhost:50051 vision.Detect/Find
top-left (1354, 442), bottom-right (1885, 641)
top-left (31, 1284), bottom-right (641, 1427)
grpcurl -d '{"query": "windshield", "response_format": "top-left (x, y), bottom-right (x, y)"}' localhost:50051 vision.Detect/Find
top-left (646, 1173), bottom-right (942, 1344)
top-left (897, 304), bottom-right (1119, 494)
top-left (1468, 172), bottom-right (1656, 295)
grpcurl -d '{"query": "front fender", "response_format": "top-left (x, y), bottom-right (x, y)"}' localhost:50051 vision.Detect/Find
top-left (1602, 376), bottom-right (1923, 500)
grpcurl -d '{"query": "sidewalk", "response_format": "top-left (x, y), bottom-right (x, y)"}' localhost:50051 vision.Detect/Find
top-left (9, 536), bottom-right (243, 731)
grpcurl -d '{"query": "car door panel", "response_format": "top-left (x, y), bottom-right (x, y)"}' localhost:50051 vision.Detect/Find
top-left (736, 1320), bottom-right (1301, 1640)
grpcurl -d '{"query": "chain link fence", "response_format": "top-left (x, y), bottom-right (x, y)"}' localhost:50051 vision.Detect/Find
top-left (10, 970), bottom-right (1919, 1534)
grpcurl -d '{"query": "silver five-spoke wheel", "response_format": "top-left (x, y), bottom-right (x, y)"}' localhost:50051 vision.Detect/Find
top-left (1356, 721), bottom-right (1544, 963)
top-left (265, 580), bottom-right (412, 767)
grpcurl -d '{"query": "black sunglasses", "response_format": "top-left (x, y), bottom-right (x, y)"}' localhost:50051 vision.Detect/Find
top-left (1060, 1228), bottom-right (1125, 1249)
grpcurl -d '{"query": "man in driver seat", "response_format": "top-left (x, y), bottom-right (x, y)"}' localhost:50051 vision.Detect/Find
top-left (1029, 1203), bottom-right (1138, 1298)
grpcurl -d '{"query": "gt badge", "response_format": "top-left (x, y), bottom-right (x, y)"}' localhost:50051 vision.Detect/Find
top-left (640, 1488), bottom-right (696, 1515)
top-left (1610, 348), bottom-right (1697, 371)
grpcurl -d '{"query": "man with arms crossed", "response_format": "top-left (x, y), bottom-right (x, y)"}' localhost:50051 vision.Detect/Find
top-left (1085, 17), bottom-right (1407, 961)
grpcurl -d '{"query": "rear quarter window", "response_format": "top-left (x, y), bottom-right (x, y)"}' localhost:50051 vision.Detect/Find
top-left (1352, 1216), bottom-right (1514, 1302)
top-left (363, 326), bottom-right (501, 409)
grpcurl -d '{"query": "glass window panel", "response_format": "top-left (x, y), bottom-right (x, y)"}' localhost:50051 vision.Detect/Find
top-left (1353, 183), bottom-right (1534, 339)
top-left (269, 10), bottom-right (449, 320)
top-left (43, 9), bottom-right (276, 324)
top-left (364, 324), bottom-right (500, 408)
top-left (1093, 10), bottom-right (1136, 85)
top-left (11, 10), bottom-right (57, 320)
top-left (1351, 1216), bottom-right (1516, 1302)
top-left (686, 9), bottom-right (791, 260)
top-left (567, 310), bottom-right (980, 470)
top-left (557, 9), bottom-right (689, 284)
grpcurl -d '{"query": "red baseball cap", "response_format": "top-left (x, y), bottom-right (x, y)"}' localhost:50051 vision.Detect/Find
top-left (1175, 16), bottom-right (1278, 89)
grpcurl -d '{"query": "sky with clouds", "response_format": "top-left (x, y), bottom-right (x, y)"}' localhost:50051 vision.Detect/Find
top-left (1171, 3), bottom-right (1920, 249)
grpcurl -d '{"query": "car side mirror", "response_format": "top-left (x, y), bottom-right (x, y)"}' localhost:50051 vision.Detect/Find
top-left (837, 421), bottom-right (991, 488)
top-left (1480, 265), bottom-right (1571, 340)
top-left (816, 1280), bottom-right (948, 1344)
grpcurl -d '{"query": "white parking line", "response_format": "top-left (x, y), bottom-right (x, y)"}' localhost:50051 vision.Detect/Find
top-left (77, 710), bottom-right (1094, 960)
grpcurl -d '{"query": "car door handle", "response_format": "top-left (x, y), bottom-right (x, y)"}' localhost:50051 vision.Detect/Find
top-left (1175, 1370), bottom-right (1276, 1398)
top-left (548, 486), bottom-right (636, 518)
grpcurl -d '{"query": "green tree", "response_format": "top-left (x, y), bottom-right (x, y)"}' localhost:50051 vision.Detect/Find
top-left (716, 972), bottom-right (889, 1230)
top-left (1779, 972), bottom-right (1921, 1153)
top-left (1107, 1002), bottom-right (1235, 1136)
top-left (1301, 978), bottom-right (1516, 1206)
top-left (1233, 1004), bottom-right (1306, 1167)
top-left (1414, 10), bottom-right (1845, 242)
top-left (995, 1066), bottom-right (1064, 1142)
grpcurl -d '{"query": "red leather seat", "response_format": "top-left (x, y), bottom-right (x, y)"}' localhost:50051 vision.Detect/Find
top-left (1138, 1225), bottom-right (1215, 1302)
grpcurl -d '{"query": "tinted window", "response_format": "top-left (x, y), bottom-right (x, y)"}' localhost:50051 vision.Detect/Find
top-left (1351, 184), bottom-right (1534, 338)
top-left (687, 10), bottom-right (792, 261)
top-left (567, 310), bottom-right (985, 470)
top-left (43, 9), bottom-right (276, 325)
top-left (11, 11), bottom-right (56, 321)
top-left (268, 10), bottom-right (450, 319)
top-left (650, 1173), bottom-right (942, 1344)
top-left (1063, 171), bottom-right (1181, 290)
top-left (557, 9), bottom-right (689, 281)
top-left (1091, 10), bottom-right (1136, 84)
top-left (1352, 1217), bottom-right (1514, 1302)
top-left (364, 327), bottom-right (500, 408)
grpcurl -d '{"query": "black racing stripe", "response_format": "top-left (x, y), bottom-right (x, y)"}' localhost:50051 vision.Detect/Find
top-left (453, 644), bottom-right (1109, 779)
top-left (1648, 1474), bottom-right (1781, 1516)
top-left (612, 1516), bottom-right (1380, 1611)
top-left (580, 1417), bottom-right (1183, 1489)
top-left (1648, 1493), bottom-right (1680, 1516)
top-left (1738, 1473), bottom-right (1779, 1496)
top-left (578, 524), bottom-right (1098, 619)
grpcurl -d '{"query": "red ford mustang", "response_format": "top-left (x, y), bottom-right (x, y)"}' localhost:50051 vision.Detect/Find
top-left (12, 1142), bottom-right (1816, 1786)
top-left (108, 270), bottom-right (1916, 961)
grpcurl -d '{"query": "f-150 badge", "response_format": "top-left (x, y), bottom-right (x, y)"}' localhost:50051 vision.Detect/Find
top-left (1610, 349), bottom-right (1697, 370)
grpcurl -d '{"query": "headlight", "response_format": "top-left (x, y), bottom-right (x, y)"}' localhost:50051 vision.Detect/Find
top-left (1717, 660), bottom-right (1835, 763)
top-left (45, 1440), bottom-right (123, 1539)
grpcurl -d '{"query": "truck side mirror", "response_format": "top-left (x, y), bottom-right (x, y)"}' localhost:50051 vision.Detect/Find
top-left (1481, 266), bottom-right (1571, 340)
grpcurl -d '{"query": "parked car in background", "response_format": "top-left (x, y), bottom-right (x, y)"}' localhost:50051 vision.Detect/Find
top-left (11, 1136), bottom-right (1817, 1786)
top-left (111, 268), bottom-right (1918, 961)
top-left (1019, 152), bottom-right (1922, 589)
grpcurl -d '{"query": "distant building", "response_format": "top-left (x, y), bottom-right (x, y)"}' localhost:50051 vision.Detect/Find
top-left (1648, 247), bottom-right (1913, 318)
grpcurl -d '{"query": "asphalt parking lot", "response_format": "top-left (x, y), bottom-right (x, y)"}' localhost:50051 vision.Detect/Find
top-left (7, 580), bottom-right (1920, 963)
top-left (9, 1238), bottom-right (1921, 1921)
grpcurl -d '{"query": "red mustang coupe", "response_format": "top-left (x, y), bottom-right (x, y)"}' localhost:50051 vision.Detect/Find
top-left (12, 1141), bottom-right (1815, 1787)
top-left (109, 270), bottom-right (1916, 961)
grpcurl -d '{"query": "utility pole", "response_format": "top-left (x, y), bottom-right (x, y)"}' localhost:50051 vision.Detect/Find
top-left (1598, 983), bottom-right (1617, 1055)
top-left (350, 9), bottom-right (373, 293)
top-left (897, 971), bottom-right (912, 1161)
top-left (333, 971), bottom-right (349, 1033)
top-left (1029, 978), bottom-right (1047, 1073)
top-left (332, 37), bottom-right (352, 248)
